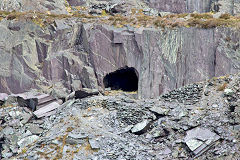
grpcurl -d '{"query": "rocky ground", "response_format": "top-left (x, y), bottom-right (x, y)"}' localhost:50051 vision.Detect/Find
top-left (0, 73), bottom-right (239, 160)
top-left (0, 1), bottom-right (240, 160)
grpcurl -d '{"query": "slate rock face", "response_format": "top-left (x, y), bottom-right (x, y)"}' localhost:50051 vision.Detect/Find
top-left (0, 0), bottom-right (68, 14)
top-left (147, 0), bottom-right (187, 13)
top-left (67, 0), bottom-right (86, 6)
top-left (146, 0), bottom-right (240, 15)
top-left (85, 25), bottom-right (240, 98)
top-left (0, 19), bottom-right (239, 99)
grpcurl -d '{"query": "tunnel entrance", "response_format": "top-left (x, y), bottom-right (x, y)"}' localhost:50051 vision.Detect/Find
top-left (103, 67), bottom-right (138, 92)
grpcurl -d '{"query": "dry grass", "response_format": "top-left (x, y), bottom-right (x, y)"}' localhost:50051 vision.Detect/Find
top-left (164, 13), bottom-right (188, 18)
top-left (66, 127), bottom-right (74, 132)
top-left (217, 83), bottom-right (228, 91)
top-left (104, 90), bottom-right (137, 96)
top-left (190, 13), bottom-right (213, 19)
top-left (219, 13), bottom-right (231, 19)
top-left (0, 10), bottom-right (239, 29)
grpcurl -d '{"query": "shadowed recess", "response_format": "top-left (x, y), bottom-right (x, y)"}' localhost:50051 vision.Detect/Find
top-left (103, 66), bottom-right (138, 91)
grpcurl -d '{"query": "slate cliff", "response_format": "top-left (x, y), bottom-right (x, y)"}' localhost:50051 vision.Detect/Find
top-left (0, 19), bottom-right (239, 98)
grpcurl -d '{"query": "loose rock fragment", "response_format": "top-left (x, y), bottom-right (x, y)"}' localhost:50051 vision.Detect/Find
top-left (69, 133), bottom-right (88, 139)
top-left (184, 127), bottom-right (220, 156)
top-left (21, 113), bottom-right (32, 124)
top-left (75, 88), bottom-right (99, 99)
top-left (131, 120), bottom-right (150, 135)
top-left (0, 93), bottom-right (8, 105)
top-left (17, 135), bottom-right (39, 148)
top-left (27, 124), bottom-right (44, 135)
top-left (89, 139), bottom-right (100, 149)
top-left (224, 89), bottom-right (234, 96)
top-left (149, 106), bottom-right (169, 115)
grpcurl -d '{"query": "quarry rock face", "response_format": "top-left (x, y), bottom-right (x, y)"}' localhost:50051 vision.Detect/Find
top-left (1, 0), bottom-right (240, 15)
top-left (84, 25), bottom-right (240, 98)
top-left (147, 0), bottom-right (240, 14)
top-left (0, 1), bottom-right (240, 159)
top-left (0, 19), bottom-right (239, 98)
top-left (0, 0), bottom-right (68, 14)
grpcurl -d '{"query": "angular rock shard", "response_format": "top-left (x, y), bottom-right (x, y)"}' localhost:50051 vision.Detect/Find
top-left (33, 102), bottom-right (60, 118)
top-left (75, 88), bottom-right (99, 99)
top-left (131, 120), bottom-right (151, 135)
top-left (184, 127), bottom-right (220, 156)
top-left (0, 93), bottom-right (8, 106)
top-left (17, 97), bottom-right (38, 111)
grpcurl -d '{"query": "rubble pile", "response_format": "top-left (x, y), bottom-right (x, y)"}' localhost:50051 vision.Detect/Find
top-left (0, 73), bottom-right (239, 159)
top-left (161, 83), bottom-right (203, 105)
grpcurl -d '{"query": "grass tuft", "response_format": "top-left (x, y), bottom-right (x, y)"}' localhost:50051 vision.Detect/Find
top-left (217, 83), bottom-right (228, 91)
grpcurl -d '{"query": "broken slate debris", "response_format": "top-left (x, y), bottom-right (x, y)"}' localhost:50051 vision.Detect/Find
top-left (184, 127), bottom-right (220, 156)
top-left (224, 88), bottom-right (234, 96)
top-left (17, 135), bottom-right (39, 149)
top-left (89, 139), bottom-right (100, 150)
top-left (33, 102), bottom-right (60, 118)
top-left (69, 132), bottom-right (88, 139)
top-left (131, 119), bottom-right (151, 134)
top-left (65, 88), bottom-right (99, 101)
top-left (0, 93), bottom-right (8, 105)
top-left (161, 83), bottom-right (203, 104)
top-left (0, 73), bottom-right (239, 159)
top-left (75, 88), bottom-right (99, 99)
top-left (27, 124), bottom-right (44, 135)
top-left (149, 106), bottom-right (169, 115)
top-left (1, 92), bottom-right (61, 118)
top-left (17, 97), bottom-right (38, 111)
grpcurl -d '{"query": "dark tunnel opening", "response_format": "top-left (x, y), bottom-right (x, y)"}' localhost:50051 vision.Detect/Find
top-left (103, 67), bottom-right (138, 92)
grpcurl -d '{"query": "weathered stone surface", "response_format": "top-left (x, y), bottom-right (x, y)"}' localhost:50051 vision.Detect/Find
top-left (27, 124), bottom-right (44, 135)
top-left (147, 0), bottom-right (240, 15)
top-left (0, 93), bottom-right (8, 105)
top-left (69, 132), bottom-right (88, 139)
top-left (17, 135), bottom-right (39, 148)
top-left (75, 88), bottom-right (99, 99)
top-left (149, 106), bottom-right (169, 115)
top-left (224, 88), bottom-right (234, 96)
top-left (0, 73), bottom-right (240, 159)
top-left (0, 19), bottom-right (239, 100)
top-left (67, 0), bottom-right (86, 6)
top-left (21, 113), bottom-right (32, 124)
top-left (217, 0), bottom-right (240, 15)
top-left (147, 0), bottom-right (186, 13)
top-left (2, 127), bottom-right (14, 135)
top-left (184, 127), bottom-right (220, 155)
top-left (0, 0), bottom-right (68, 14)
top-left (147, 0), bottom-right (212, 13)
top-left (131, 119), bottom-right (150, 134)
top-left (186, 0), bottom-right (212, 13)
top-left (89, 139), bottom-right (100, 149)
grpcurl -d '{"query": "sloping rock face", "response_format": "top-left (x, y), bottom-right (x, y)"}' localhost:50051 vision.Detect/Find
top-left (0, 0), bottom-right (68, 14)
top-left (0, 19), bottom-right (239, 98)
top-left (2, 0), bottom-right (239, 15)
